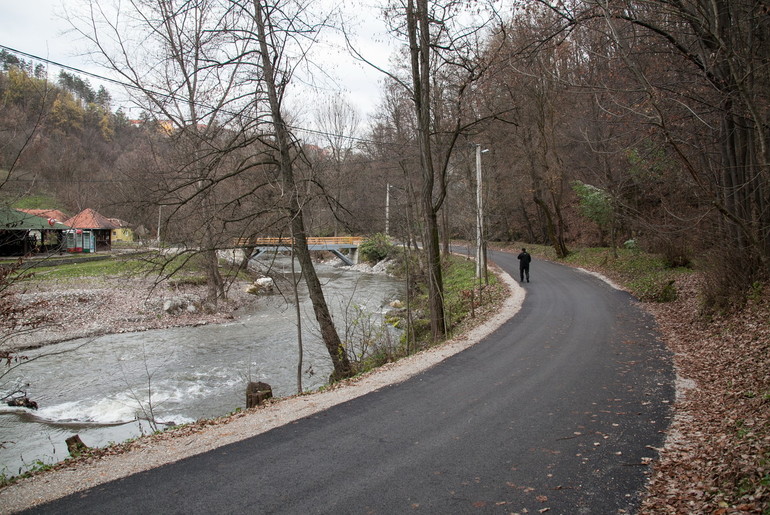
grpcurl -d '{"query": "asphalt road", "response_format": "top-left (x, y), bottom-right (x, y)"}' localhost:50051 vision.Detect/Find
top-left (25, 250), bottom-right (674, 514)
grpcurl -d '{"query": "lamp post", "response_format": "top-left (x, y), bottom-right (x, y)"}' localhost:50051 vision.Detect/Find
top-left (385, 183), bottom-right (391, 236)
top-left (475, 144), bottom-right (489, 281)
top-left (157, 205), bottom-right (162, 243)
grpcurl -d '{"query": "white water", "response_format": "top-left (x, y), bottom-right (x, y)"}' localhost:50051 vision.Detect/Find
top-left (0, 259), bottom-right (404, 477)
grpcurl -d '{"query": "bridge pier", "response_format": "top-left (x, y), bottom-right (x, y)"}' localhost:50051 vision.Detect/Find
top-left (329, 248), bottom-right (358, 266)
top-left (247, 245), bottom-right (359, 266)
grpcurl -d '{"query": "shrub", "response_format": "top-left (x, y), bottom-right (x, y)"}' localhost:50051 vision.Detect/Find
top-left (358, 233), bottom-right (394, 264)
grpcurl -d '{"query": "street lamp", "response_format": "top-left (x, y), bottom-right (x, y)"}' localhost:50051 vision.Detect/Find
top-left (475, 144), bottom-right (489, 281)
top-left (385, 183), bottom-right (391, 236)
top-left (157, 205), bottom-right (162, 243)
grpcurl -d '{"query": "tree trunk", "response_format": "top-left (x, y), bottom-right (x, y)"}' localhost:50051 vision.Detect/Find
top-left (407, 0), bottom-right (446, 340)
top-left (253, 0), bottom-right (351, 381)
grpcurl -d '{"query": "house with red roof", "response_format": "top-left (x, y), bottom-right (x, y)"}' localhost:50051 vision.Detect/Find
top-left (64, 208), bottom-right (119, 252)
top-left (0, 206), bottom-right (70, 255)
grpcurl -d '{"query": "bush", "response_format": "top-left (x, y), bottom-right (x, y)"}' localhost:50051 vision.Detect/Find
top-left (358, 233), bottom-right (394, 264)
top-left (700, 247), bottom-right (765, 311)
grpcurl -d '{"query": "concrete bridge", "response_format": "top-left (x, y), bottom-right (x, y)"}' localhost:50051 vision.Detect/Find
top-left (234, 236), bottom-right (364, 266)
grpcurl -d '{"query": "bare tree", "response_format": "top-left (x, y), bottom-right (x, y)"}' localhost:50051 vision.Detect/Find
top-left (243, 0), bottom-right (353, 381)
top-left (313, 94), bottom-right (361, 236)
top-left (530, 0), bottom-right (770, 299)
top-left (364, 0), bottom-right (505, 340)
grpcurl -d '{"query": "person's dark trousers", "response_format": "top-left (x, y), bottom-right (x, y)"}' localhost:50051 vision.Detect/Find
top-left (520, 266), bottom-right (529, 282)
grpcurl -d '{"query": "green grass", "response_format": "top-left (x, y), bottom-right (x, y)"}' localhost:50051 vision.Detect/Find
top-left (11, 195), bottom-right (61, 210)
top-left (349, 252), bottom-right (504, 376)
top-left (404, 254), bottom-right (503, 345)
top-left (26, 256), bottom-right (150, 280)
top-left (560, 247), bottom-right (691, 302)
top-left (0, 459), bottom-right (55, 488)
top-left (443, 256), bottom-right (499, 325)
top-left (19, 252), bottom-right (251, 286)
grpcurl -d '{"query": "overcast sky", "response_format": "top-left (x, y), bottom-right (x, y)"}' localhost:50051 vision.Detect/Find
top-left (0, 0), bottom-right (393, 126)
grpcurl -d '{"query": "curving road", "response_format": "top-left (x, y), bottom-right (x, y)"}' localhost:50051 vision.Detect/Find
top-left (24, 250), bottom-right (674, 514)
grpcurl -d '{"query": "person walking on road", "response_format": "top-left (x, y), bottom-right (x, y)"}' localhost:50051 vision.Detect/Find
top-left (518, 248), bottom-right (531, 282)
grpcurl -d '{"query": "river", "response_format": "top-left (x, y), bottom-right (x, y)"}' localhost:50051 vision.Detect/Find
top-left (0, 258), bottom-right (404, 478)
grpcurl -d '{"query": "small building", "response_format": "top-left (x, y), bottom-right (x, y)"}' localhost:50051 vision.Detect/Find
top-left (64, 208), bottom-right (119, 252)
top-left (0, 206), bottom-right (70, 255)
top-left (108, 218), bottom-right (135, 242)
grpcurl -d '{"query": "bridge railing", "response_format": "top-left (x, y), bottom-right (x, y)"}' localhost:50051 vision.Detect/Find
top-left (234, 236), bottom-right (365, 247)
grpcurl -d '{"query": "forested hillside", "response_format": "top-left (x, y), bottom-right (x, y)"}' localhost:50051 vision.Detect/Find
top-left (0, 51), bottom-right (146, 225)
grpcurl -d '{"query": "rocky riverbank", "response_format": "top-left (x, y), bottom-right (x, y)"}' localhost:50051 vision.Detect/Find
top-left (7, 276), bottom-right (260, 351)
top-left (6, 253), bottom-right (399, 351)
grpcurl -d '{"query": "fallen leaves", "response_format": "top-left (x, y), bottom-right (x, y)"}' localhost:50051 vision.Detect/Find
top-left (635, 273), bottom-right (770, 513)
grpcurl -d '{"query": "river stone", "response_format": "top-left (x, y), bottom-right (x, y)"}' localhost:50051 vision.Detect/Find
top-left (162, 295), bottom-right (200, 315)
top-left (6, 397), bottom-right (38, 410)
top-left (246, 277), bottom-right (275, 295)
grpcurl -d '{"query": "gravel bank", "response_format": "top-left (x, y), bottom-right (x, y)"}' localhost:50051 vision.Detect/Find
top-left (7, 277), bottom-right (259, 350)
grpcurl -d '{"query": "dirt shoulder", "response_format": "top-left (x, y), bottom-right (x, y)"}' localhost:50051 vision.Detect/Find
top-left (638, 274), bottom-right (769, 513)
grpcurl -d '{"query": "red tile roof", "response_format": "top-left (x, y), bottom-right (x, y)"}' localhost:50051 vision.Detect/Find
top-left (18, 209), bottom-right (70, 225)
top-left (65, 208), bottom-right (119, 229)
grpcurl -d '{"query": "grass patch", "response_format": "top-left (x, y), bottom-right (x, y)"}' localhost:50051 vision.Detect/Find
top-left (561, 247), bottom-right (691, 302)
top-left (443, 256), bottom-right (499, 326)
top-left (14, 251), bottom-right (253, 288)
top-left (348, 252), bottom-right (504, 376)
top-left (25, 256), bottom-right (150, 281)
top-left (406, 254), bottom-right (504, 348)
top-left (11, 195), bottom-right (61, 210)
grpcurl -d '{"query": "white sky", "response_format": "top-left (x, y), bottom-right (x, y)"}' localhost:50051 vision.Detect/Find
top-left (0, 0), bottom-right (394, 127)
